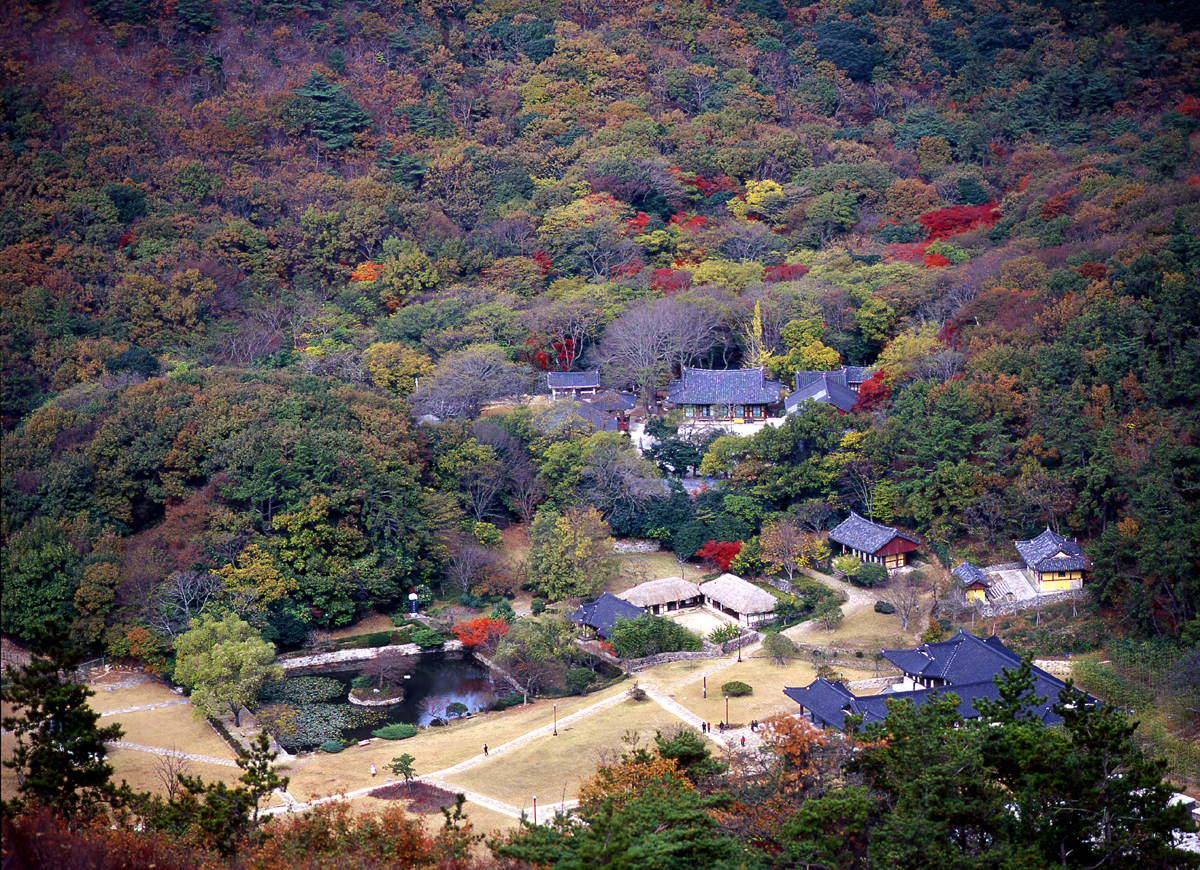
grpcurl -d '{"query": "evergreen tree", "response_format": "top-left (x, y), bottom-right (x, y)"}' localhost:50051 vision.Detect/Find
top-left (1, 623), bottom-right (127, 817)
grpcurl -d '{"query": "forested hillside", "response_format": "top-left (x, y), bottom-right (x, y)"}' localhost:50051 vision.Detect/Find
top-left (2, 0), bottom-right (1199, 654)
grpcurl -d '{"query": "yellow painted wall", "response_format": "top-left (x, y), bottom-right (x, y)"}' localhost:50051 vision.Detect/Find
top-left (966, 588), bottom-right (987, 602)
top-left (1037, 572), bottom-right (1083, 592)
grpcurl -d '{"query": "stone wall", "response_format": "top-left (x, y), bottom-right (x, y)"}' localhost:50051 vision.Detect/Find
top-left (623, 642), bottom-right (726, 672)
top-left (279, 640), bottom-right (464, 675)
top-left (974, 588), bottom-right (1088, 618)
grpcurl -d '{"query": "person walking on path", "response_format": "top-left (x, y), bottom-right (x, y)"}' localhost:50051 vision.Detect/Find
top-left (483, 743), bottom-right (489, 756)
top-left (741, 736), bottom-right (746, 747)
top-left (370, 764), bottom-right (376, 778)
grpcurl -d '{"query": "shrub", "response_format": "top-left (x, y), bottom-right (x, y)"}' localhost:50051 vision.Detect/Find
top-left (566, 668), bottom-right (596, 695)
top-left (874, 600), bottom-right (896, 614)
top-left (709, 624), bottom-right (741, 643)
top-left (411, 628), bottom-right (445, 649)
top-left (832, 554), bottom-right (861, 575)
top-left (628, 684), bottom-right (648, 702)
top-left (351, 675), bottom-right (373, 689)
top-left (492, 691), bottom-right (525, 711)
top-left (320, 739), bottom-right (344, 753)
top-left (850, 563), bottom-right (888, 588)
top-left (372, 723), bottom-right (418, 740)
top-left (531, 599), bottom-right (546, 615)
top-left (368, 631), bottom-right (392, 648)
top-left (721, 680), bottom-right (753, 697)
top-left (609, 614), bottom-right (702, 658)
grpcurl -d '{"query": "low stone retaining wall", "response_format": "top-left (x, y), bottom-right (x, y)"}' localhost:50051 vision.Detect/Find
top-left (1032, 659), bottom-right (1074, 677)
top-left (280, 640), bottom-right (464, 674)
top-left (721, 630), bottom-right (761, 654)
top-left (974, 588), bottom-right (1088, 618)
top-left (623, 641), bottom-right (725, 672)
top-left (847, 676), bottom-right (904, 691)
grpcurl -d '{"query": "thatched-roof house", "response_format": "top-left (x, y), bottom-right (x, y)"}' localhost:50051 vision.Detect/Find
top-left (698, 573), bottom-right (777, 626)
top-left (618, 577), bottom-right (702, 614)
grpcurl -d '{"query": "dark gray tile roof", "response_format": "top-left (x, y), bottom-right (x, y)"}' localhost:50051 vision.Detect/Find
top-left (547, 370), bottom-right (600, 389)
top-left (785, 371), bottom-right (858, 414)
top-left (795, 370), bottom-right (849, 390)
top-left (828, 511), bottom-right (919, 554)
top-left (953, 561), bottom-right (990, 588)
top-left (841, 366), bottom-right (873, 385)
top-left (1015, 528), bottom-right (1090, 572)
top-left (665, 367), bottom-right (782, 406)
top-left (782, 679), bottom-right (858, 730)
top-left (586, 391), bottom-right (637, 412)
top-left (789, 631), bottom-right (1096, 731)
top-left (572, 592), bottom-right (646, 639)
top-left (883, 630), bottom-right (1030, 686)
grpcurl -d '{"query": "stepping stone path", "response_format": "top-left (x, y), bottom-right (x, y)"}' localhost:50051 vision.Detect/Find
top-left (98, 700), bottom-right (189, 717)
top-left (105, 741), bottom-right (239, 768)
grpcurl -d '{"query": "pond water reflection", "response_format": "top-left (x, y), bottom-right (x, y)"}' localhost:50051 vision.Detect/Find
top-left (315, 653), bottom-right (499, 744)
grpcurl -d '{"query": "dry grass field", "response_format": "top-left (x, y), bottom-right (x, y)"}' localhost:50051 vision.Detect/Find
top-left (282, 682), bottom-right (630, 804)
top-left (443, 697), bottom-right (684, 808)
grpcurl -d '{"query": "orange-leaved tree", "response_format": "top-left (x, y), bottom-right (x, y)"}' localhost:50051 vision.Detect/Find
top-left (451, 616), bottom-right (509, 651)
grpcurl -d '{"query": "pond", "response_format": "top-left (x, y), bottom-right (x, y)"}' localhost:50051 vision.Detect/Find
top-left (265, 653), bottom-right (501, 750)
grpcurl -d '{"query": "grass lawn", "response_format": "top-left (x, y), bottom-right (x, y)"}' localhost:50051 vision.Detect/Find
top-left (106, 747), bottom-right (244, 797)
top-left (108, 705), bottom-right (237, 760)
top-left (283, 683), bottom-right (630, 803)
top-left (810, 607), bottom-right (916, 649)
top-left (640, 652), bottom-right (875, 726)
top-left (613, 550), bottom-right (695, 592)
top-left (87, 678), bottom-right (179, 713)
top-left (443, 698), bottom-right (684, 807)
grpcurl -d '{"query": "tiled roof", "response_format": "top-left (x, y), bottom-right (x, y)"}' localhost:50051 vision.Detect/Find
top-left (782, 679), bottom-right (859, 730)
top-left (841, 366), bottom-right (873, 385)
top-left (1015, 528), bottom-right (1090, 572)
top-left (698, 573), bottom-right (778, 615)
top-left (828, 512), bottom-right (919, 554)
top-left (794, 370), bottom-right (849, 390)
top-left (788, 631), bottom-right (1097, 731)
top-left (547, 370), bottom-right (600, 389)
top-left (586, 390), bottom-right (637, 412)
top-left (953, 561), bottom-right (990, 588)
top-left (572, 592), bottom-right (646, 639)
top-left (785, 371), bottom-right (859, 414)
top-left (882, 630), bottom-right (1033, 685)
top-left (665, 367), bottom-right (782, 406)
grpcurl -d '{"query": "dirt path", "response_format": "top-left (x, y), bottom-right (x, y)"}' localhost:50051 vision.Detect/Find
top-left (262, 647), bottom-right (771, 820)
top-left (781, 569), bottom-right (878, 643)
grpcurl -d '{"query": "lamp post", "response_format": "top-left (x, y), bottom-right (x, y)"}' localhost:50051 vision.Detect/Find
top-left (553, 703), bottom-right (557, 736)
top-left (408, 592), bottom-right (418, 615)
top-left (533, 796), bottom-right (537, 825)
top-left (725, 695), bottom-right (729, 728)
top-left (703, 675), bottom-right (706, 698)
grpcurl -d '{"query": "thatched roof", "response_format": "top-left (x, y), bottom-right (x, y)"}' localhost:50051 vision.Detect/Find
top-left (618, 577), bottom-right (702, 608)
top-left (699, 573), bottom-right (777, 615)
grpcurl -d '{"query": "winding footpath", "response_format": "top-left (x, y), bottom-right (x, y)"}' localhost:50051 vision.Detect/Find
top-left (112, 572), bottom-right (861, 822)
top-left (259, 654), bottom-right (771, 820)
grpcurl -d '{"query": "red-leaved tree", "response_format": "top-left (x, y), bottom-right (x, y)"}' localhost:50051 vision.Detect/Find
top-left (451, 616), bottom-right (510, 651)
top-left (695, 540), bottom-right (742, 573)
top-left (853, 370), bottom-right (891, 412)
